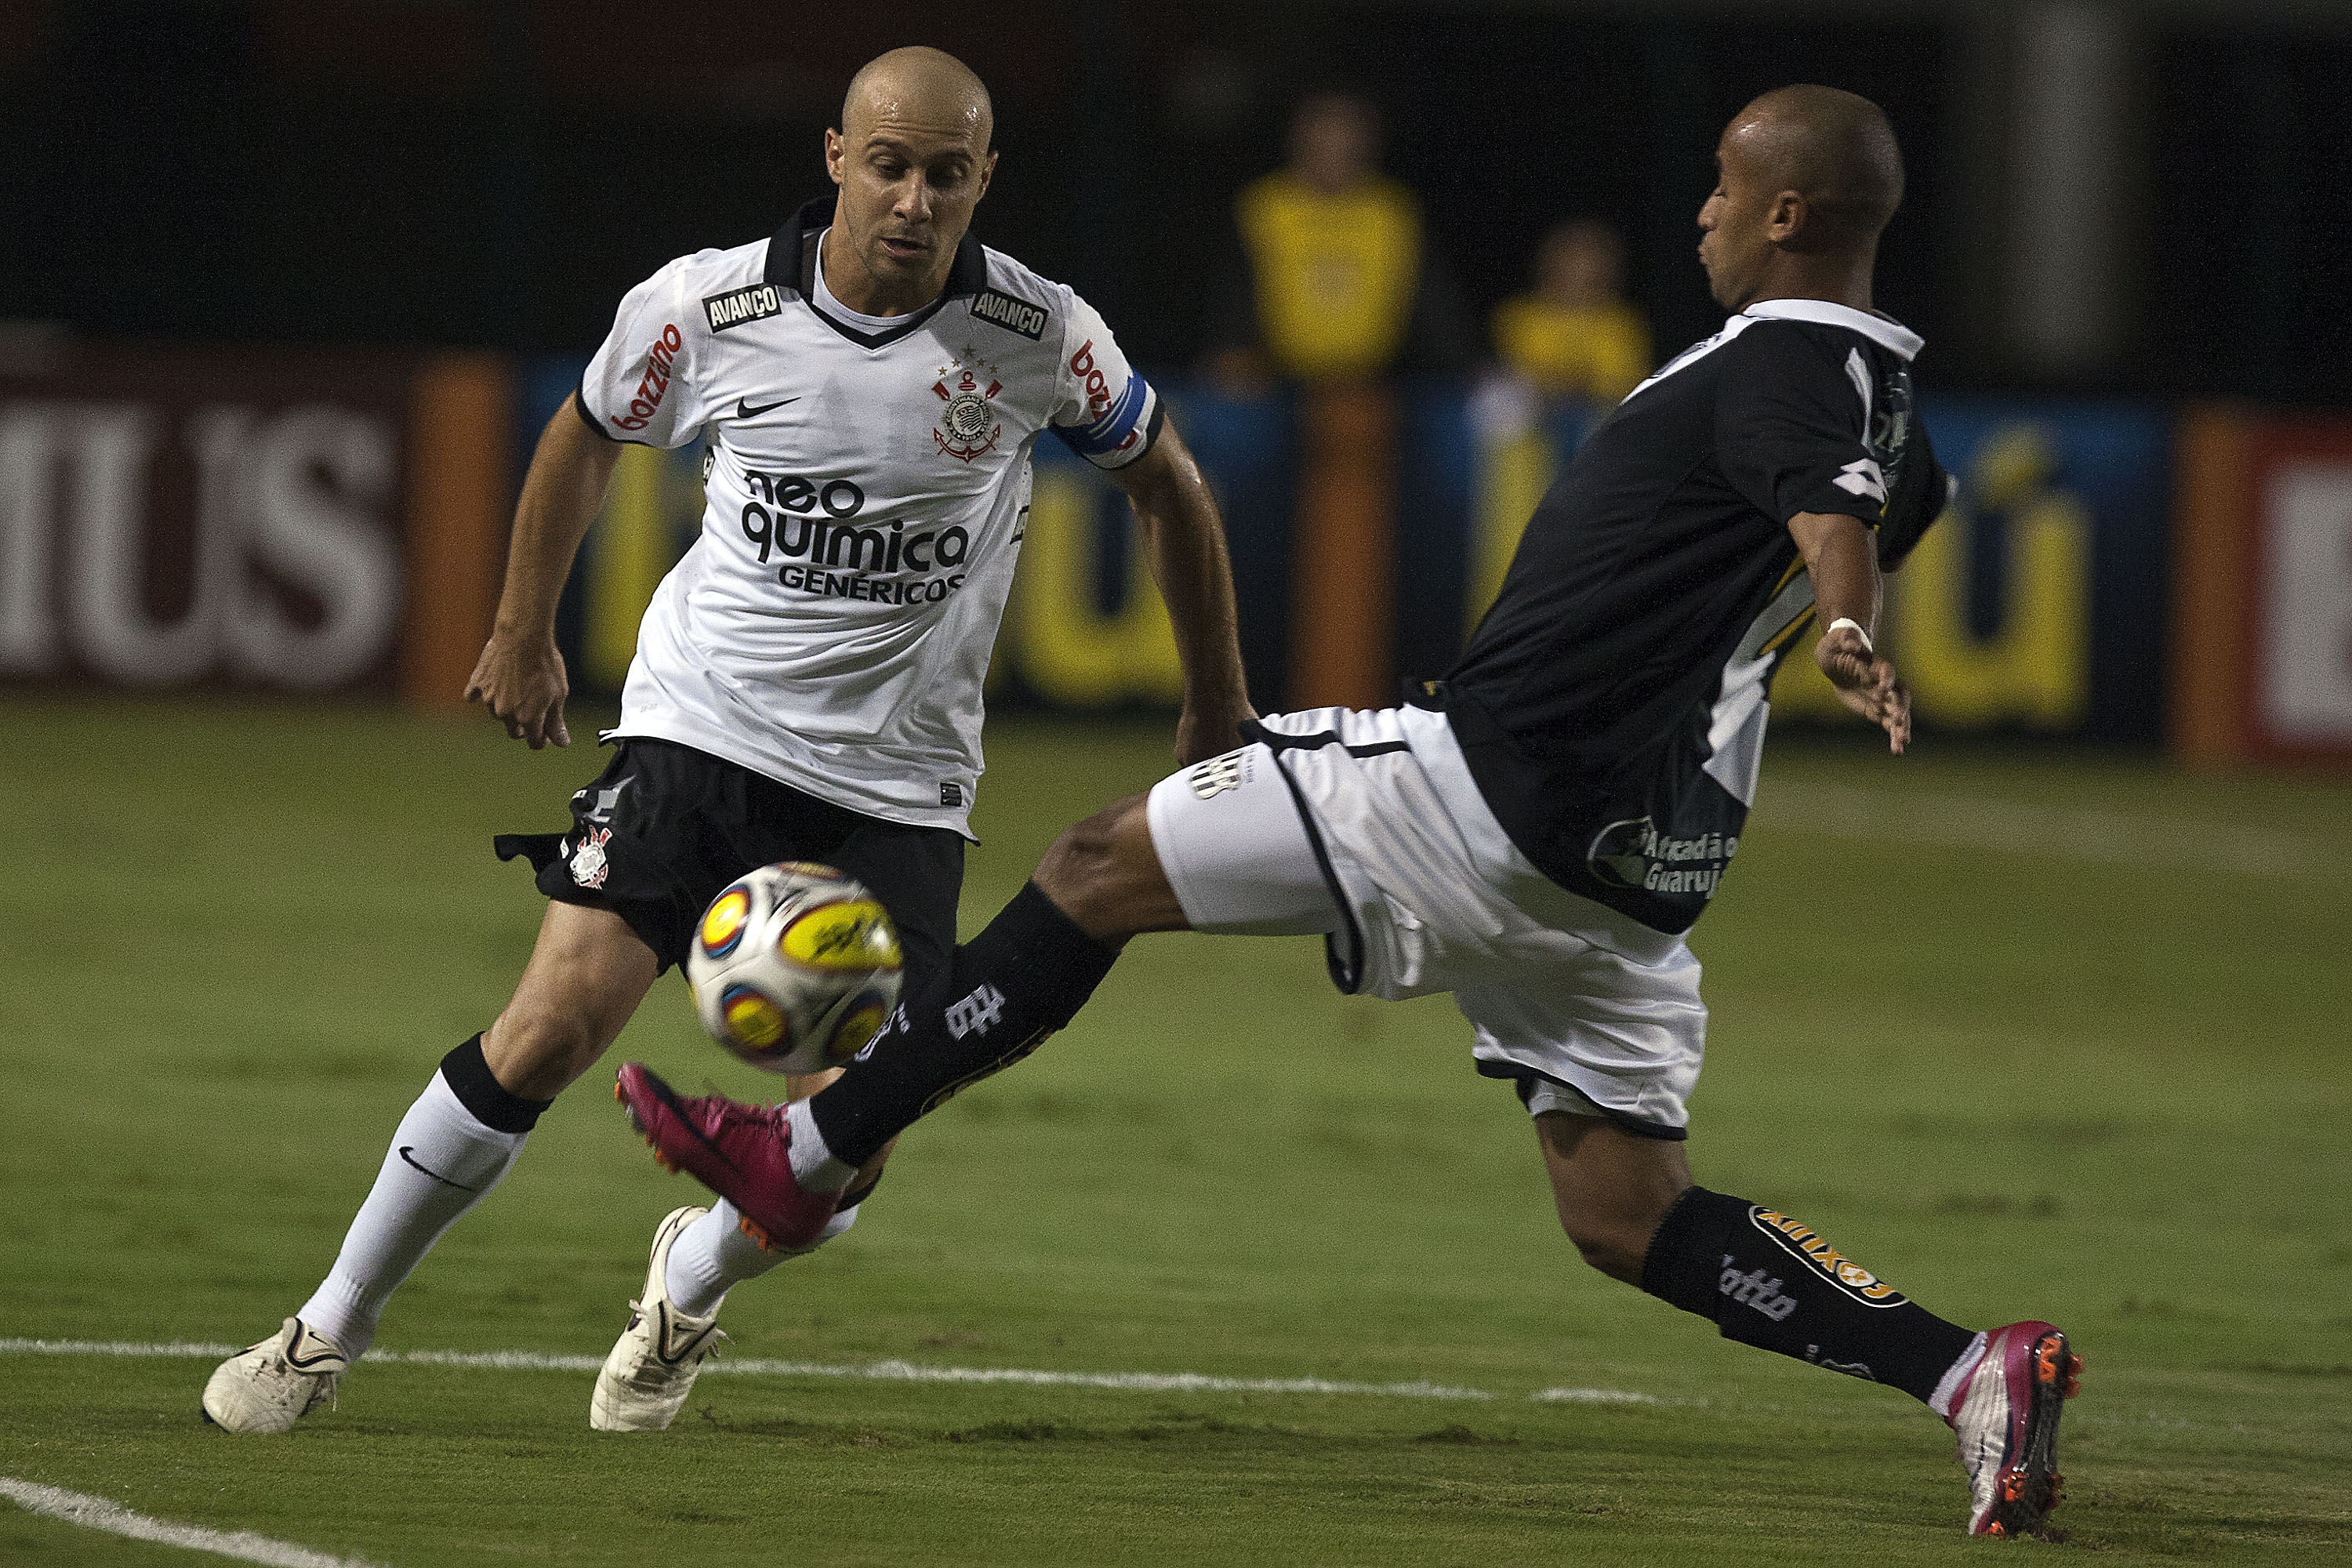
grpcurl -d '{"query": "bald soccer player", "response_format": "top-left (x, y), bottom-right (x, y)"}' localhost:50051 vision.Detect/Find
top-left (623, 85), bottom-right (2079, 1538)
top-left (201, 46), bottom-right (1254, 1436)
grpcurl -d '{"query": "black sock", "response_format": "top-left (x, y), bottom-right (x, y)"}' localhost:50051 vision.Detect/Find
top-left (808, 882), bottom-right (1121, 1166)
top-left (1639, 1186), bottom-right (1976, 1406)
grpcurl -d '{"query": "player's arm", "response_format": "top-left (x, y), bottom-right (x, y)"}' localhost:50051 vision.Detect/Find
top-left (463, 394), bottom-right (622, 749)
top-left (1105, 418), bottom-right (1258, 765)
top-left (1787, 510), bottom-right (1908, 754)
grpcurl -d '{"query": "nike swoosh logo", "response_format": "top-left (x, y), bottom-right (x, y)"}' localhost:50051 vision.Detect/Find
top-left (737, 396), bottom-right (798, 419)
top-left (399, 1146), bottom-right (481, 1193)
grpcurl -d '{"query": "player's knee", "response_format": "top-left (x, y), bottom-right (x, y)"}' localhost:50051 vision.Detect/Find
top-left (484, 999), bottom-right (609, 1094)
top-left (1034, 800), bottom-right (1149, 938)
top-left (1555, 1207), bottom-right (1660, 1287)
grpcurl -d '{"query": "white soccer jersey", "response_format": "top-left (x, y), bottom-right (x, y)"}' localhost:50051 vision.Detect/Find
top-left (575, 198), bottom-right (1162, 832)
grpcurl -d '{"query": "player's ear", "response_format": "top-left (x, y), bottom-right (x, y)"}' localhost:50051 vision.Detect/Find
top-left (1766, 189), bottom-right (1806, 245)
top-left (824, 127), bottom-right (847, 187)
top-left (975, 149), bottom-right (997, 202)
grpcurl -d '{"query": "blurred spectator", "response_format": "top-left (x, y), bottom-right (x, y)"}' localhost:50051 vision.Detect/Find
top-left (1205, 91), bottom-right (1478, 390)
top-left (1490, 220), bottom-right (1651, 405)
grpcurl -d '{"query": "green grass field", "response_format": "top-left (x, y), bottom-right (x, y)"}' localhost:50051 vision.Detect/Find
top-left (2, 698), bottom-right (2348, 1566)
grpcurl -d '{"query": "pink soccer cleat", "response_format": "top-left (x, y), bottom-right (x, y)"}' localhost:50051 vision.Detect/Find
top-left (614, 1063), bottom-right (840, 1251)
top-left (1946, 1320), bottom-right (2082, 1537)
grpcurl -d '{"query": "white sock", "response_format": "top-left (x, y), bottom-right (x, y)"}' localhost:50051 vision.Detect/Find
top-left (663, 1200), bottom-right (859, 1317)
top-left (785, 1099), bottom-right (858, 1192)
top-left (296, 1070), bottom-right (528, 1358)
top-left (1929, 1330), bottom-right (1990, 1419)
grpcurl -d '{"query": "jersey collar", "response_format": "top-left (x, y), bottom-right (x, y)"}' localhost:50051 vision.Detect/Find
top-left (1739, 298), bottom-right (1923, 361)
top-left (764, 196), bottom-right (989, 350)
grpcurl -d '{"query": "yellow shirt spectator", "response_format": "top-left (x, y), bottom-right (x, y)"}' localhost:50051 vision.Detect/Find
top-left (1491, 220), bottom-right (1652, 405)
top-left (1206, 92), bottom-right (1477, 390)
top-left (1236, 171), bottom-right (1423, 383)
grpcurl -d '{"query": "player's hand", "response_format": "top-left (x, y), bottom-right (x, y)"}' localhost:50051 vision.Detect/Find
top-left (1817, 621), bottom-right (1911, 755)
top-left (465, 630), bottom-right (572, 749)
top-left (1174, 691), bottom-right (1258, 767)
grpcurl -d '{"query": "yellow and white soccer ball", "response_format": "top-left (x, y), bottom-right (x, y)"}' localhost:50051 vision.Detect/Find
top-left (684, 862), bottom-right (903, 1075)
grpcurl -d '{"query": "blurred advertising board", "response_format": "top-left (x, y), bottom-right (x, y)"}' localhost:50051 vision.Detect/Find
top-left (0, 348), bottom-right (507, 703)
top-left (2175, 407), bottom-right (2352, 763)
top-left (1, 344), bottom-right (2218, 757)
top-left (532, 363), bottom-right (2176, 745)
top-left (1764, 397), bottom-right (2171, 744)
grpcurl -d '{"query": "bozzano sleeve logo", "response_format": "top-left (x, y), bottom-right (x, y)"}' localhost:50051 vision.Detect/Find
top-left (1748, 1208), bottom-right (1908, 1306)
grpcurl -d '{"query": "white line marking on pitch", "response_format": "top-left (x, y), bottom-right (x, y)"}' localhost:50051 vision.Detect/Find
top-left (1772, 783), bottom-right (2339, 884)
top-left (0, 1338), bottom-right (1657, 1406)
top-left (0, 1475), bottom-right (381, 1567)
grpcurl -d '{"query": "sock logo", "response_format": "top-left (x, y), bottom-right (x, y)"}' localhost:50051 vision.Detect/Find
top-left (944, 983), bottom-right (1007, 1040)
top-left (855, 1004), bottom-right (909, 1063)
top-left (397, 1145), bottom-right (482, 1194)
top-left (1807, 1349), bottom-right (1877, 1381)
top-left (1748, 1207), bottom-right (1908, 1306)
top-left (1719, 1255), bottom-right (1799, 1321)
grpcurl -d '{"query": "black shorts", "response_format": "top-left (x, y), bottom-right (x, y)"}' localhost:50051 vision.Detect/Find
top-left (494, 738), bottom-right (964, 983)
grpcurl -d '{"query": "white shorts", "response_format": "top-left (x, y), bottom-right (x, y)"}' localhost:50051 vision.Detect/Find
top-left (1145, 706), bottom-right (1705, 1138)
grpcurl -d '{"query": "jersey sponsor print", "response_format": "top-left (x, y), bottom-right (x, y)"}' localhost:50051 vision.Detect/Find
top-left (969, 288), bottom-right (1048, 341)
top-left (1444, 299), bottom-right (1950, 935)
top-left (702, 284), bottom-right (782, 333)
top-left (575, 199), bottom-right (1160, 833)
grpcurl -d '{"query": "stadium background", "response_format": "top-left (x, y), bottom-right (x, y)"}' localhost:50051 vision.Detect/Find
top-left (4, 0), bottom-right (2350, 760)
top-left (2, 3), bottom-right (2349, 1565)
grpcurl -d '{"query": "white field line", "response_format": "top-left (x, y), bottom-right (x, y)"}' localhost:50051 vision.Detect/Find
top-left (0, 1337), bottom-right (1658, 1405)
top-left (0, 1475), bottom-right (380, 1567)
top-left (1772, 783), bottom-right (2341, 884)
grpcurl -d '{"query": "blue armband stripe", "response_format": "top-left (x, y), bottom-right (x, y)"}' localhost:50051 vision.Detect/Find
top-left (1055, 374), bottom-right (1150, 457)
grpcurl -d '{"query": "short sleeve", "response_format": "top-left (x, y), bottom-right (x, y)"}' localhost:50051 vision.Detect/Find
top-left (1714, 327), bottom-right (1886, 526)
top-left (1876, 413), bottom-right (1952, 572)
top-left (1049, 292), bottom-right (1162, 470)
top-left (576, 256), bottom-right (709, 450)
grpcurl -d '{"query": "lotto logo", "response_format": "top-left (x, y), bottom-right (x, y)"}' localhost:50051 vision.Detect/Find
top-left (1832, 456), bottom-right (1888, 503)
top-left (945, 983), bottom-right (1006, 1040)
top-left (1719, 1257), bottom-right (1798, 1322)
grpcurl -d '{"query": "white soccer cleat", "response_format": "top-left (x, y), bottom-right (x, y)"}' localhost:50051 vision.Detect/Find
top-left (201, 1317), bottom-right (349, 1435)
top-left (1947, 1319), bottom-right (2081, 1537)
top-left (590, 1205), bottom-right (729, 1432)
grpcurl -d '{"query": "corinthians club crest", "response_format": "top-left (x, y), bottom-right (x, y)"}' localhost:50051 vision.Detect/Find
top-left (931, 358), bottom-right (1003, 463)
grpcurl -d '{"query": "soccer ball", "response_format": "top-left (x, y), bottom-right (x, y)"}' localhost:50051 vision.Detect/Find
top-left (684, 862), bottom-right (903, 1075)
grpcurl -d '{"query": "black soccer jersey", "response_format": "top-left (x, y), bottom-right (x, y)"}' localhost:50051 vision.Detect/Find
top-left (1441, 298), bottom-right (1949, 935)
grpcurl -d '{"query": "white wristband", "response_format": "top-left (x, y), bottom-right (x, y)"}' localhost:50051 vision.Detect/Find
top-left (1825, 616), bottom-right (1874, 654)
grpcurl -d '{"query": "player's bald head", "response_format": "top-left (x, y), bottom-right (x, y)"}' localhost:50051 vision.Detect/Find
top-left (841, 46), bottom-right (993, 154)
top-left (1722, 85), bottom-right (1902, 252)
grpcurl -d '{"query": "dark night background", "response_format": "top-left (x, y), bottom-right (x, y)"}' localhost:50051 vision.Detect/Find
top-left (4, 0), bottom-right (2347, 403)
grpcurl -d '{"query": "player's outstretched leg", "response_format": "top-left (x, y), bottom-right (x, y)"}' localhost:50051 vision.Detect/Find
top-left (619, 798), bottom-right (1171, 1246)
top-left (202, 903), bottom-right (656, 1432)
top-left (1534, 1112), bottom-right (2078, 1536)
